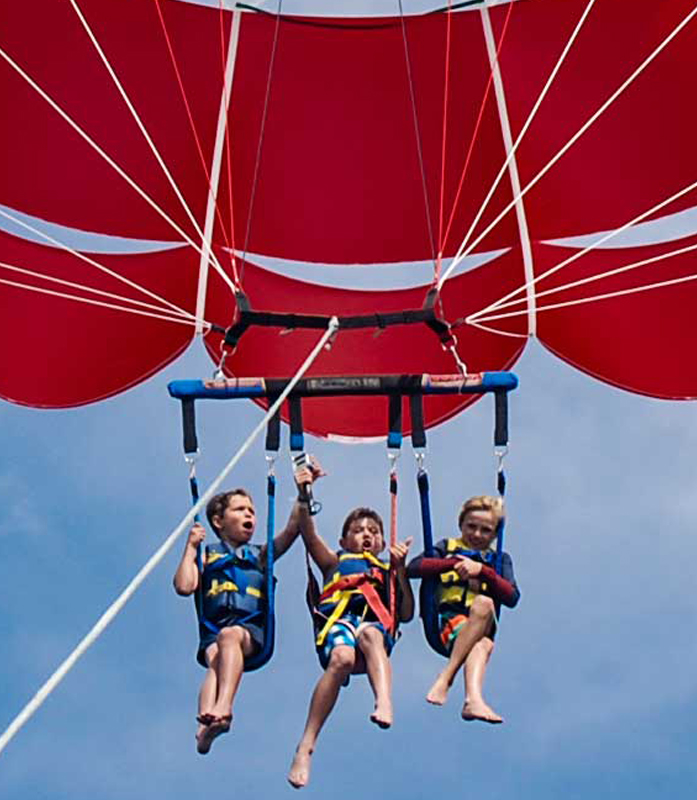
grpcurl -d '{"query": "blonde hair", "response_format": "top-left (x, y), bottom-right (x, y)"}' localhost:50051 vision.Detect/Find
top-left (458, 495), bottom-right (505, 530)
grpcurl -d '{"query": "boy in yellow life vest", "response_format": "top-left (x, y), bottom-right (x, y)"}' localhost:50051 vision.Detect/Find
top-left (173, 483), bottom-right (310, 755)
top-left (288, 462), bottom-right (414, 789)
top-left (407, 495), bottom-right (520, 723)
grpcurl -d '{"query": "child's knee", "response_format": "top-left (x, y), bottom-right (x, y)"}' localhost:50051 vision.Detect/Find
top-left (358, 625), bottom-right (385, 651)
top-left (327, 645), bottom-right (355, 674)
top-left (217, 625), bottom-right (248, 649)
top-left (472, 636), bottom-right (495, 657)
top-left (470, 595), bottom-right (495, 620)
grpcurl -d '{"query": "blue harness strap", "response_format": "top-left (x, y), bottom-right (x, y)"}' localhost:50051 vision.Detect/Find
top-left (416, 468), bottom-right (450, 657)
top-left (415, 381), bottom-right (514, 657)
top-left (177, 394), bottom-right (277, 672)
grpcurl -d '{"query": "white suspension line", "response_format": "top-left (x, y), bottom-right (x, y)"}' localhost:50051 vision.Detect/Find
top-left (0, 45), bottom-right (238, 297)
top-left (67, 0), bottom-right (230, 292)
top-left (465, 317), bottom-right (528, 338)
top-left (0, 207), bottom-right (196, 321)
top-left (0, 316), bottom-right (339, 757)
top-left (470, 240), bottom-right (697, 315)
top-left (0, 275), bottom-right (203, 328)
top-left (440, 0), bottom-right (598, 289)
top-left (0, 261), bottom-right (201, 320)
top-left (439, 1), bottom-right (697, 290)
top-left (196, 10), bottom-right (242, 334)
top-left (480, 4), bottom-right (536, 335)
top-left (473, 272), bottom-right (697, 324)
top-left (467, 176), bottom-right (697, 323)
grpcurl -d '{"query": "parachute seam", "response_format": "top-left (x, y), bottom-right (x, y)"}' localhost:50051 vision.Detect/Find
top-left (0, 317), bottom-right (339, 757)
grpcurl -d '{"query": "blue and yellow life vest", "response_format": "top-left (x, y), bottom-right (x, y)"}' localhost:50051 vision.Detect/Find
top-left (435, 538), bottom-right (496, 612)
top-left (315, 551), bottom-right (392, 645)
top-left (200, 541), bottom-right (266, 628)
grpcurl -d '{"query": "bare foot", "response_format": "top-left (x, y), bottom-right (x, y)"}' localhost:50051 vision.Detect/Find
top-left (288, 747), bottom-right (313, 789)
top-left (370, 700), bottom-right (393, 729)
top-left (426, 677), bottom-right (450, 706)
top-left (196, 715), bottom-right (232, 755)
top-left (461, 700), bottom-right (503, 724)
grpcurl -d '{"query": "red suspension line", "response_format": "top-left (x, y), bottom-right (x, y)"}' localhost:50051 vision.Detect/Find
top-left (439, 0), bottom-right (515, 262)
top-left (436, 1), bottom-right (454, 284)
top-left (218, 0), bottom-right (239, 282)
top-left (153, 0), bottom-right (237, 281)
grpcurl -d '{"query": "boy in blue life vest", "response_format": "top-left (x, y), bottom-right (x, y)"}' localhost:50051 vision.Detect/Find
top-left (173, 479), bottom-right (311, 755)
top-left (287, 465), bottom-right (414, 790)
top-left (407, 495), bottom-right (520, 724)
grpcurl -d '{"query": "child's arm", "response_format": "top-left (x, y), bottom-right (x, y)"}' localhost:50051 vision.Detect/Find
top-left (173, 523), bottom-right (205, 596)
top-left (260, 459), bottom-right (326, 563)
top-left (294, 463), bottom-right (338, 574)
top-left (391, 537), bottom-right (415, 622)
top-left (297, 501), bottom-right (338, 575)
top-left (479, 553), bottom-right (520, 607)
top-left (453, 556), bottom-right (520, 607)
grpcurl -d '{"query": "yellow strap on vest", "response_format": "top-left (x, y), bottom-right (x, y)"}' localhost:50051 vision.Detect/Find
top-left (205, 580), bottom-right (263, 599)
top-left (315, 592), bottom-right (354, 646)
top-left (206, 579), bottom-right (238, 598)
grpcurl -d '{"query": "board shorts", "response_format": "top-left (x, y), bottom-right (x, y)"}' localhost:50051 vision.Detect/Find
top-left (438, 608), bottom-right (497, 654)
top-left (316, 611), bottom-right (395, 669)
top-left (197, 613), bottom-right (264, 667)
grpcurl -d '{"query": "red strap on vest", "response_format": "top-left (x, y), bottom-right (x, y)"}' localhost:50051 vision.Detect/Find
top-left (318, 570), bottom-right (393, 631)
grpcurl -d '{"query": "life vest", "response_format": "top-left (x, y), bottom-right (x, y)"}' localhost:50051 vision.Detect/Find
top-left (200, 541), bottom-right (266, 630)
top-left (315, 551), bottom-right (392, 645)
top-left (435, 537), bottom-right (497, 613)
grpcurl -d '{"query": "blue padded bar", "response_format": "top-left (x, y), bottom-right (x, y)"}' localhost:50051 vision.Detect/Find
top-left (168, 372), bottom-right (518, 401)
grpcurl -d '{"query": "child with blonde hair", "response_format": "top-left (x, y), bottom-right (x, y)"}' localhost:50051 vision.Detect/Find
top-left (408, 495), bottom-right (519, 723)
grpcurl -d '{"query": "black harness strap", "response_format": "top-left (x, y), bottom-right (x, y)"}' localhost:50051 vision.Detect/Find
top-left (265, 394), bottom-right (282, 452)
top-left (409, 393), bottom-right (427, 449)
top-left (181, 398), bottom-right (198, 456)
top-left (223, 290), bottom-right (455, 350)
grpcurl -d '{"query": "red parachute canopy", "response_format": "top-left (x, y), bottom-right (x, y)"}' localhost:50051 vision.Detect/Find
top-left (1, 0), bottom-right (696, 437)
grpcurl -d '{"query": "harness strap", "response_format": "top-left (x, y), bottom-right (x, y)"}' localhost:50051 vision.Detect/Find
top-left (315, 572), bottom-right (393, 645)
top-left (388, 467), bottom-right (398, 636)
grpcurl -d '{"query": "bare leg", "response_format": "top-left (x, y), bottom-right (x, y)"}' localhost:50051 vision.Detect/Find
top-left (197, 650), bottom-right (218, 732)
top-left (197, 627), bottom-right (253, 755)
top-left (462, 637), bottom-right (502, 723)
top-left (209, 626), bottom-right (253, 721)
top-left (288, 646), bottom-right (355, 789)
top-left (426, 596), bottom-right (495, 706)
top-left (358, 626), bottom-right (393, 729)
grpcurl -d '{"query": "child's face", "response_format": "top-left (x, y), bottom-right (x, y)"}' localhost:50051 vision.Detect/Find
top-left (460, 509), bottom-right (497, 551)
top-left (213, 494), bottom-right (256, 544)
top-left (340, 517), bottom-right (384, 555)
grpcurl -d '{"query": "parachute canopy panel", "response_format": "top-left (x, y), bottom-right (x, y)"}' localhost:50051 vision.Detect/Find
top-left (1, 0), bottom-right (697, 429)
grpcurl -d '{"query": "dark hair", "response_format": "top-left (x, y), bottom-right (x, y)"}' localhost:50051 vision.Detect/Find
top-left (206, 488), bottom-right (254, 534)
top-left (340, 507), bottom-right (384, 540)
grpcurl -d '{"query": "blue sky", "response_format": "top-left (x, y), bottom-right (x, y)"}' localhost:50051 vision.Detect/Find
top-left (2, 335), bottom-right (696, 799)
